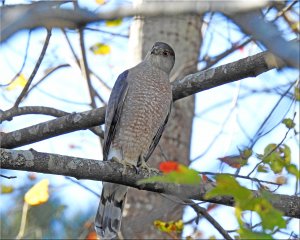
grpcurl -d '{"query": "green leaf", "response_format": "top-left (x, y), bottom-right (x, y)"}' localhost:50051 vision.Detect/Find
top-left (280, 144), bottom-right (291, 164)
top-left (205, 175), bottom-right (252, 207)
top-left (105, 18), bottom-right (123, 27)
top-left (138, 164), bottom-right (201, 185)
top-left (252, 198), bottom-right (286, 230)
top-left (282, 118), bottom-right (296, 129)
top-left (294, 85), bottom-right (300, 101)
top-left (263, 144), bottom-right (285, 174)
top-left (286, 164), bottom-right (300, 179)
top-left (257, 165), bottom-right (268, 173)
top-left (238, 228), bottom-right (273, 239)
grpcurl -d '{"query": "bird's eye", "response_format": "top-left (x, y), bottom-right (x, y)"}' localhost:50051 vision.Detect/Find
top-left (163, 51), bottom-right (168, 56)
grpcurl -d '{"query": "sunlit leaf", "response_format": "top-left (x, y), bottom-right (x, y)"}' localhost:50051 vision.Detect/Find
top-left (106, 18), bottom-right (123, 27)
top-left (95, 0), bottom-right (105, 4)
top-left (153, 219), bottom-right (183, 233)
top-left (1, 184), bottom-right (14, 194)
top-left (5, 74), bottom-right (27, 91)
top-left (90, 43), bottom-right (111, 55)
top-left (138, 163), bottom-right (201, 185)
top-left (280, 144), bottom-right (291, 164)
top-left (286, 164), bottom-right (300, 179)
top-left (253, 198), bottom-right (286, 230)
top-left (238, 227), bottom-right (273, 239)
top-left (24, 179), bottom-right (49, 206)
top-left (205, 175), bottom-right (252, 207)
top-left (294, 85), bottom-right (300, 101)
top-left (282, 118), bottom-right (296, 129)
top-left (239, 148), bottom-right (253, 159)
top-left (257, 165), bottom-right (268, 173)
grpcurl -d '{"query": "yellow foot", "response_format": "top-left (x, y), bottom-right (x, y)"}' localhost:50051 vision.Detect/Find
top-left (111, 157), bottom-right (135, 175)
top-left (137, 158), bottom-right (160, 175)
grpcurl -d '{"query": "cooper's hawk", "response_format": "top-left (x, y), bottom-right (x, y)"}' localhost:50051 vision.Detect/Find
top-left (95, 42), bottom-right (175, 239)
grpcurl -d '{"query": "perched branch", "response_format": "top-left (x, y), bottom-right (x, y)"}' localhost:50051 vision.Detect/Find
top-left (0, 50), bottom-right (285, 148)
top-left (0, 1), bottom-right (268, 42)
top-left (1, 148), bottom-right (299, 219)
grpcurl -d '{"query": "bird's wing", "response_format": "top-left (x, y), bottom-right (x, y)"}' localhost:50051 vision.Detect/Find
top-left (103, 70), bottom-right (129, 161)
top-left (144, 102), bottom-right (172, 162)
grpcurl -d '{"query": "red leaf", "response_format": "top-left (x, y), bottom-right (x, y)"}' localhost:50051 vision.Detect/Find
top-left (159, 161), bottom-right (180, 173)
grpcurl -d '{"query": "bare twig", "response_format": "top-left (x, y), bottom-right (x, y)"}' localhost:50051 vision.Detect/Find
top-left (185, 199), bottom-right (233, 240)
top-left (0, 174), bottom-right (17, 179)
top-left (79, 28), bottom-right (97, 108)
top-left (12, 29), bottom-right (52, 108)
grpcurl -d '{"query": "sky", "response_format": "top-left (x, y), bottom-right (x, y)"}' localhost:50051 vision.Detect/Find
top-left (0, 0), bottom-right (299, 239)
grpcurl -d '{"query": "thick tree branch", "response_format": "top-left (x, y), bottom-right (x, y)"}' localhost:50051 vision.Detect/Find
top-left (1, 148), bottom-right (299, 219)
top-left (231, 11), bottom-right (300, 69)
top-left (0, 50), bottom-right (285, 149)
top-left (0, 1), bottom-right (267, 42)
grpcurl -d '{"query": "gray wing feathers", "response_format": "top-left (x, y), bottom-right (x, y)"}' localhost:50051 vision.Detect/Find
top-left (103, 70), bottom-right (129, 161)
top-left (96, 70), bottom-right (129, 239)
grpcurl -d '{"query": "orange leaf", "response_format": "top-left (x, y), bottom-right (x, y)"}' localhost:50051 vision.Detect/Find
top-left (86, 231), bottom-right (97, 240)
top-left (159, 161), bottom-right (179, 173)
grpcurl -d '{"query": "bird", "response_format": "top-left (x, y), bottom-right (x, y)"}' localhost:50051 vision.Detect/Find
top-left (94, 41), bottom-right (175, 239)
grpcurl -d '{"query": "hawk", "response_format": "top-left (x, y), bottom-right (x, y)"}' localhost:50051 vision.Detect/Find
top-left (95, 42), bottom-right (175, 239)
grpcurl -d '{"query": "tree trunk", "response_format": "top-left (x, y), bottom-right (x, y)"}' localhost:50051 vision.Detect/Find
top-left (121, 10), bottom-right (202, 239)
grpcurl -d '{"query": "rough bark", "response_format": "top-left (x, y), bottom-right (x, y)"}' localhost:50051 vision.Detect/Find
top-left (121, 12), bottom-right (202, 239)
top-left (1, 148), bottom-right (299, 219)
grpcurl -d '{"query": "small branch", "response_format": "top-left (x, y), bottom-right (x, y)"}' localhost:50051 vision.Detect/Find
top-left (185, 199), bottom-right (233, 240)
top-left (79, 28), bottom-right (97, 108)
top-left (0, 108), bottom-right (105, 148)
top-left (0, 50), bottom-right (285, 149)
top-left (199, 171), bottom-right (281, 187)
top-left (1, 148), bottom-right (299, 219)
top-left (0, 174), bottom-right (17, 179)
top-left (0, 106), bottom-right (103, 138)
top-left (13, 29), bottom-right (52, 108)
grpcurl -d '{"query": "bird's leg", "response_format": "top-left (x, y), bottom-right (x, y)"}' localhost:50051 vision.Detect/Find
top-left (137, 156), bottom-right (160, 175)
top-left (110, 157), bottom-right (135, 175)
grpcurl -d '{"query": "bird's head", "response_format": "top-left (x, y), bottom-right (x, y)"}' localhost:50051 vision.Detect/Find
top-left (146, 42), bottom-right (175, 74)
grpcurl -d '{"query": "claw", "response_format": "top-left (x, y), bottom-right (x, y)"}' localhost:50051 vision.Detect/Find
top-left (111, 157), bottom-right (136, 175)
top-left (137, 156), bottom-right (159, 175)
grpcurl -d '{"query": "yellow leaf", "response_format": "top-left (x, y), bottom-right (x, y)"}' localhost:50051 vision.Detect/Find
top-left (1, 184), bottom-right (14, 194)
top-left (95, 0), bottom-right (105, 4)
top-left (90, 43), bottom-right (111, 55)
top-left (105, 18), bottom-right (123, 27)
top-left (24, 179), bottom-right (49, 206)
top-left (153, 219), bottom-right (183, 233)
top-left (5, 74), bottom-right (27, 91)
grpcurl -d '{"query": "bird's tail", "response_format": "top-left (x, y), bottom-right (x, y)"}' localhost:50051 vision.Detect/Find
top-left (95, 182), bottom-right (128, 239)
